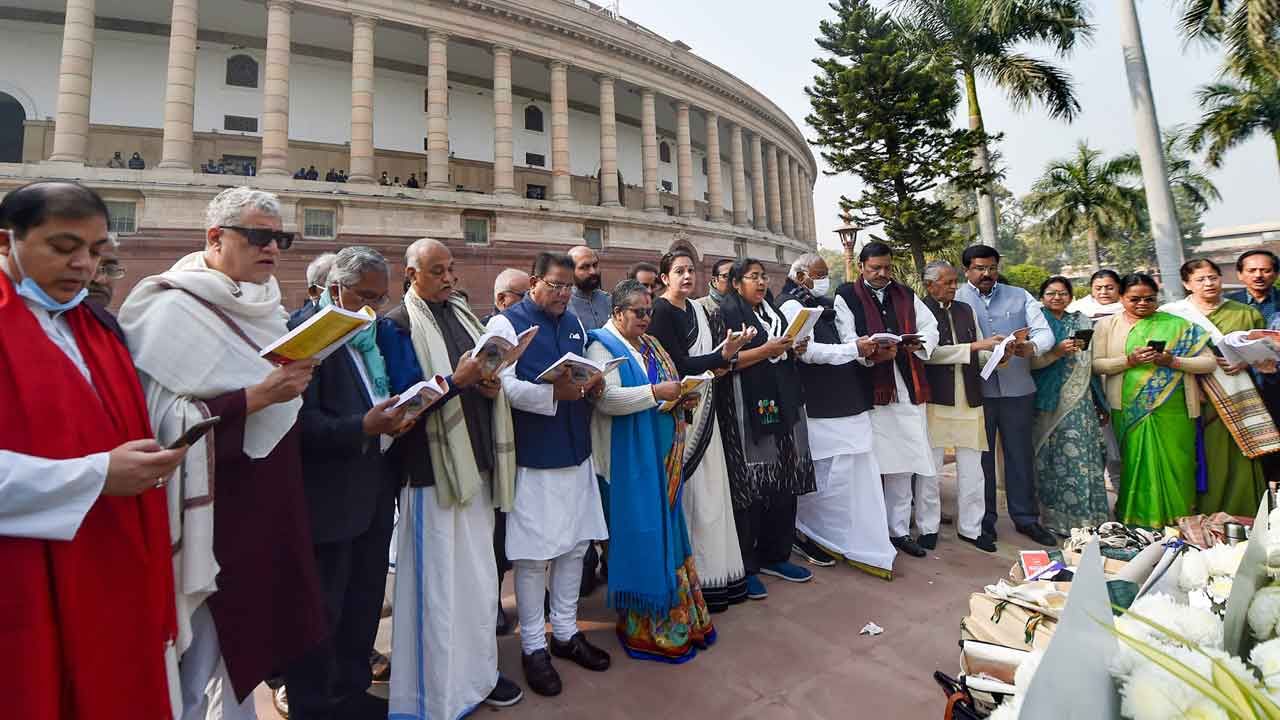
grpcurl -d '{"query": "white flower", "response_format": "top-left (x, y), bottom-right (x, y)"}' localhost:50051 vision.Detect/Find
top-left (1182, 698), bottom-right (1230, 720)
top-left (1181, 550), bottom-right (1211, 591)
top-left (988, 696), bottom-right (1022, 720)
top-left (1202, 543), bottom-right (1246, 578)
top-left (1171, 606), bottom-right (1225, 648)
top-left (1248, 586), bottom-right (1280, 640)
top-left (1014, 649), bottom-right (1044, 694)
top-left (1120, 659), bottom-right (1202, 720)
top-left (1202, 647), bottom-right (1258, 688)
top-left (1252, 637), bottom-right (1280, 686)
top-left (1188, 589), bottom-right (1214, 612)
top-left (1207, 576), bottom-right (1234, 605)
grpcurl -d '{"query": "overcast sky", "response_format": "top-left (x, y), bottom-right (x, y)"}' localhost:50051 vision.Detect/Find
top-left (618, 0), bottom-right (1279, 250)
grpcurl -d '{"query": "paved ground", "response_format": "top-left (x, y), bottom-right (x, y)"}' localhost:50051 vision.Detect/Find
top-left (253, 465), bottom-right (1044, 719)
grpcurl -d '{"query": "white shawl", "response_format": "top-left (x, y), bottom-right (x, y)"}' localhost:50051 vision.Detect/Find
top-left (1160, 298), bottom-right (1254, 395)
top-left (117, 251), bottom-right (300, 662)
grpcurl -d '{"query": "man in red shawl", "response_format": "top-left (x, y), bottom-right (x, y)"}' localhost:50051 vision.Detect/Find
top-left (0, 181), bottom-right (187, 718)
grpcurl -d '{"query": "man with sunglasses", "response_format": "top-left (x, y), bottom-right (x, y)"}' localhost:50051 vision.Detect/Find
top-left (120, 186), bottom-right (327, 720)
top-left (695, 257), bottom-right (734, 315)
top-left (486, 251), bottom-right (611, 698)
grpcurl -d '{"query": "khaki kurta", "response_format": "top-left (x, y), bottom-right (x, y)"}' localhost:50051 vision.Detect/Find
top-left (923, 303), bottom-right (988, 452)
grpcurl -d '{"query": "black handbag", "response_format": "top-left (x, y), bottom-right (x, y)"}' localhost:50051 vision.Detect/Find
top-left (933, 671), bottom-right (985, 720)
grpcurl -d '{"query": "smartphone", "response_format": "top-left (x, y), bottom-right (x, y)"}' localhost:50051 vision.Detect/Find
top-left (1073, 329), bottom-right (1094, 349)
top-left (166, 416), bottom-right (221, 450)
top-left (1147, 340), bottom-right (1167, 353)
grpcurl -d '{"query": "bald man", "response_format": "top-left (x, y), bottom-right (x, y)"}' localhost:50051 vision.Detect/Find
top-left (493, 268), bottom-right (530, 315)
top-left (567, 246), bottom-right (610, 331)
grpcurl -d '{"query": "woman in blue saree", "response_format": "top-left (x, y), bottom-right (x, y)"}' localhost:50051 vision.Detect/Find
top-left (586, 279), bottom-right (715, 663)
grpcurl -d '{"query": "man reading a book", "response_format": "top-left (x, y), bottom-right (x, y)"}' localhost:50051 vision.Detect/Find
top-left (486, 251), bottom-right (612, 697)
top-left (119, 186), bottom-right (327, 720)
top-left (0, 181), bottom-right (188, 719)
top-left (377, 237), bottom-right (525, 717)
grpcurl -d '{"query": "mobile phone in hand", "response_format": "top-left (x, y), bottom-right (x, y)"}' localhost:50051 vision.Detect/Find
top-left (166, 416), bottom-right (221, 450)
top-left (1147, 340), bottom-right (1167, 353)
top-left (1073, 329), bottom-right (1094, 349)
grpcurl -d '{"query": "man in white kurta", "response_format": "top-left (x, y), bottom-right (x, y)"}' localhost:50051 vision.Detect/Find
top-left (485, 252), bottom-right (611, 698)
top-left (834, 243), bottom-right (939, 559)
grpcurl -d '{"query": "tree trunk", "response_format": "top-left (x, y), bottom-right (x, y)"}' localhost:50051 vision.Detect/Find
top-left (1087, 223), bottom-right (1102, 272)
top-left (965, 69), bottom-right (999, 248)
top-left (1274, 129), bottom-right (1280, 178)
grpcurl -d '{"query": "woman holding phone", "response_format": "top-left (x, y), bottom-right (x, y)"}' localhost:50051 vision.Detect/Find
top-left (1092, 273), bottom-right (1216, 527)
top-left (1161, 259), bottom-right (1277, 517)
top-left (1030, 276), bottom-right (1109, 535)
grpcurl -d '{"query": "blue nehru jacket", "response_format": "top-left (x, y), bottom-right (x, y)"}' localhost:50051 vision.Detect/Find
top-left (502, 296), bottom-right (593, 469)
top-left (955, 281), bottom-right (1046, 398)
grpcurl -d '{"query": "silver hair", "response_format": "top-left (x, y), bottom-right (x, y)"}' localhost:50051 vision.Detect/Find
top-left (204, 186), bottom-right (282, 230)
top-left (405, 237), bottom-right (448, 270)
top-left (788, 252), bottom-right (823, 280)
top-left (326, 246), bottom-right (389, 288)
top-left (493, 268), bottom-right (530, 299)
top-left (305, 252), bottom-right (337, 287)
top-left (923, 260), bottom-right (955, 284)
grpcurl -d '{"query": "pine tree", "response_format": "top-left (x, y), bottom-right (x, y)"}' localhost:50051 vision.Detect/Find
top-left (806, 0), bottom-right (995, 278)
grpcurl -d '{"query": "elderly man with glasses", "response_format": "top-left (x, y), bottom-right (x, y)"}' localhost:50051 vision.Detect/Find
top-left (120, 186), bottom-right (327, 719)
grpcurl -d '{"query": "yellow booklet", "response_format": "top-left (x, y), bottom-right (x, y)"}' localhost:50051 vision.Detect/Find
top-left (260, 305), bottom-right (375, 364)
top-left (658, 371), bottom-right (715, 413)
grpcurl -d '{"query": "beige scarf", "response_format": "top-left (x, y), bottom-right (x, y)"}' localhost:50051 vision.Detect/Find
top-left (403, 289), bottom-right (516, 510)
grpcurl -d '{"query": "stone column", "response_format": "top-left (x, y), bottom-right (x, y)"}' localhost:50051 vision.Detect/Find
top-left (749, 133), bottom-right (767, 231)
top-left (765, 142), bottom-right (783, 234)
top-left (641, 88), bottom-right (660, 212)
top-left (675, 101), bottom-right (695, 218)
top-left (704, 110), bottom-right (724, 222)
top-left (598, 75), bottom-right (620, 207)
top-left (347, 15), bottom-right (376, 183)
top-left (49, 0), bottom-right (96, 164)
top-left (549, 61), bottom-right (572, 200)
top-left (257, 0), bottom-right (293, 176)
top-left (800, 171), bottom-right (813, 242)
top-left (492, 45), bottom-right (514, 195)
top-left (779, 153), bottom-right (795, 238)
top-left (158, 0), bottom-right (198, 170)
top-left (729, 123), bottom-right (748, 227)
top-left (806, 173), bottom-right (818, 243)
top-left (425, 31), bottom-right (449, 189)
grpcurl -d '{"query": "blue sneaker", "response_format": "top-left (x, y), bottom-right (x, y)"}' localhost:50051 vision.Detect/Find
top-left (759, 561), bottom-right (813, 583)
top-left (745, 574), bottom-right (768, 600)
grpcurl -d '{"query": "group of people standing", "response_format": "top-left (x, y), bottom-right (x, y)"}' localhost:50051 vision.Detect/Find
top-left (7, 176), bottom-right (1280, 720)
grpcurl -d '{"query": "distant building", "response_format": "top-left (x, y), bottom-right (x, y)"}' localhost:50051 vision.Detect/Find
top-left (1193, 222), bottom-right (1280, 287)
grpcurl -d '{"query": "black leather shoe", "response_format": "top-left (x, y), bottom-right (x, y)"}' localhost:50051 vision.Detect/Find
top-left (890, 535), bottom-right (927, 558)
top-left (1017, 523), bottom-right (1058, 547)
top-left (959, 533), bottom-right (998, 553)
top-left (496, 604), bottom-right (512, 637)
top-left (917, 533), bottom-right (938, 550)
top-left (521, 649), bottom-right (561, 697)
top-left (484, 674), bottom-right (524, 707)
top-left (549, 632), bottom-right (611, 672)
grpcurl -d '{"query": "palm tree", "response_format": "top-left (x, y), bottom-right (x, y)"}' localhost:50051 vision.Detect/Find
top-left (1179, 0), bottom-right (1280, 78)
top-left (1187, 67), bottom-right (1280, 174)
top-left (1024, 141), bottom-right (1146, 271)
top-left (1119, 131), bottom-right (1221, 214)
top-left (894, 0), bottom-right (1093, 246)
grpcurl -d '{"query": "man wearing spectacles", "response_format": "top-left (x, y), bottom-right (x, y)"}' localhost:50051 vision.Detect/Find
top-left (119, 186), bottom-right (327, 719)
top-left (694, 258), bottom-right (735, 316)
top-left (485, 251), bottom-right (612, 698)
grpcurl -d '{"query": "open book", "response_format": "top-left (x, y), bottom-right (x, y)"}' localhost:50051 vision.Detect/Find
top-left (868, 332), bottom-right (922, 345)
top-left (536, 353), bottom-right (626, 385)
top-left (783, 308), bottom-right (821, 342)
top-left (261, 304), bottom-right (375, 364)
top-left (1220, 330), bottom-right (1280, 366)
top-left (468, 326), bottom-right (539, 375)
top-left (391, 375), bottom-right (450, 421)
top-left (980, 328), bottom-right (1029, 380)
top-left (658, 371), bottom-right (715, 413)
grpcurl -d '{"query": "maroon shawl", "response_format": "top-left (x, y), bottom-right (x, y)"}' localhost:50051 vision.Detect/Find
top-left (848, 280), bottom-right (932, 406)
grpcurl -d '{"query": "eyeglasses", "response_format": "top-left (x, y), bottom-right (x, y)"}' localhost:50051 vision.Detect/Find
top-left (620, 307), bottom-right (654, 319)
top-left (1187, 275), bottom-right (1221, 285)
top-left (220, 225), bottom-right (295, 250)
top-left (344, 288), bottom-right (390, 308)
top-left (713, 273), bottom-right (730, 281)
top-left (95, 262), bottom-right (126, 280)
top-left (743, 273), bottom-right (769, 283)
top-left (538, 279), bottom-right (573, 294)
top-left (1126, 295), bottom-right (1158, 304)
top-left (1042, 291), bottom-right (1071, 298)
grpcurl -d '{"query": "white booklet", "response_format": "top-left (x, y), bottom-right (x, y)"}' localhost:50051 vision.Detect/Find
top-left (868, 332), bottom-right (922, 345)
top-left (391, 374), bottom-right (450, 421)
top-left (1220, 330), bottom-right (1280, 366)
top-left (980, 335), bottom-right (1017, 380)
top-left (536, 353), bottom-right (626, 385)
top-left (658, 371), bottom-right (716, 413)
top-left (468, 326), bottom-right (539, 375)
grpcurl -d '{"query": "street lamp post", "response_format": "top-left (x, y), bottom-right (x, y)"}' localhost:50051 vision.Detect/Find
top-left (835, 220), bottom-right (860, 284)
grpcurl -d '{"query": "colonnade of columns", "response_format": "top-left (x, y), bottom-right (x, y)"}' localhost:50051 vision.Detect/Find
top-left (46, 0), bottom-right (820, 243)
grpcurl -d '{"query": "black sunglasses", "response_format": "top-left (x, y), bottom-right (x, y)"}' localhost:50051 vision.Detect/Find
top-left (221, 225), bottom-right (295, 250)
top-left (619, 307), bottom-right (654, 319)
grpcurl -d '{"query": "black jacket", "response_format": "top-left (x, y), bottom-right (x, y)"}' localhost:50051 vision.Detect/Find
top-left (291, 303), bottom-right (400, 544)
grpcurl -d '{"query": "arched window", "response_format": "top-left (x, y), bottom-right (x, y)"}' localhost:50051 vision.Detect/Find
top-left (225, 54), bottom-right (259, 88)
top-left (659, 141), bottom-right (671, 164)
top-left (524, 105), bottom-right (544, 132)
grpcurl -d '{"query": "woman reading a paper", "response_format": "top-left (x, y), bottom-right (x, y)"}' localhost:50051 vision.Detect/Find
top-left (586, 279), bottom-right (716, 662)
top-left (649, 249), bottom-right (752, 612)
top-left (1161, 258), bottom-right (1280, 517)
top-left (1092, 273), bottom-right (1216, 528)
top-left (1029, 276), bottom-right (1109, 536)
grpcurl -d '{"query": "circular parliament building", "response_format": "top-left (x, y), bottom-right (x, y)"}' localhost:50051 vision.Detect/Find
top-left (0, 0), bottom-right (818, 311)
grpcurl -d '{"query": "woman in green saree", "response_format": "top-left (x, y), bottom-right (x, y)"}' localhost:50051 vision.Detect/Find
top-left (1162, 258), bottom-right (1279, 517)
top-left (1091, 273), bottom-right (1216, 528)
top-left (1030, 276), bottom-right (1110, 536)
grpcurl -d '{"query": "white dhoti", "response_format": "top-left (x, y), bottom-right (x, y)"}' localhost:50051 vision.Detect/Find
top-left (796, 413), bottom-right (897, 572)
top-left (505, 457), bottom-right (608, 654)
top-left (915, 445), bottom-right (985, 539)
top-left (179, 604), bottom-right (257, 720)
top-left (870, 366), bottom-right (936, 538)
top-left (390, 482), bottom-right (499, 720)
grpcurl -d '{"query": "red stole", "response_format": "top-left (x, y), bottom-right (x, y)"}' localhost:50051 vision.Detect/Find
top-left (849, 280), bottom-right (932, 406)
top-left (0, 270), bottom-right (176, 719)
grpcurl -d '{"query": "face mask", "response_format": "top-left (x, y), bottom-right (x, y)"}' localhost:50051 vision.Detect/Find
top-left (810, 278), bottom-right (830, 297)
top-left (9, 242), bottom-right (88, 313)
